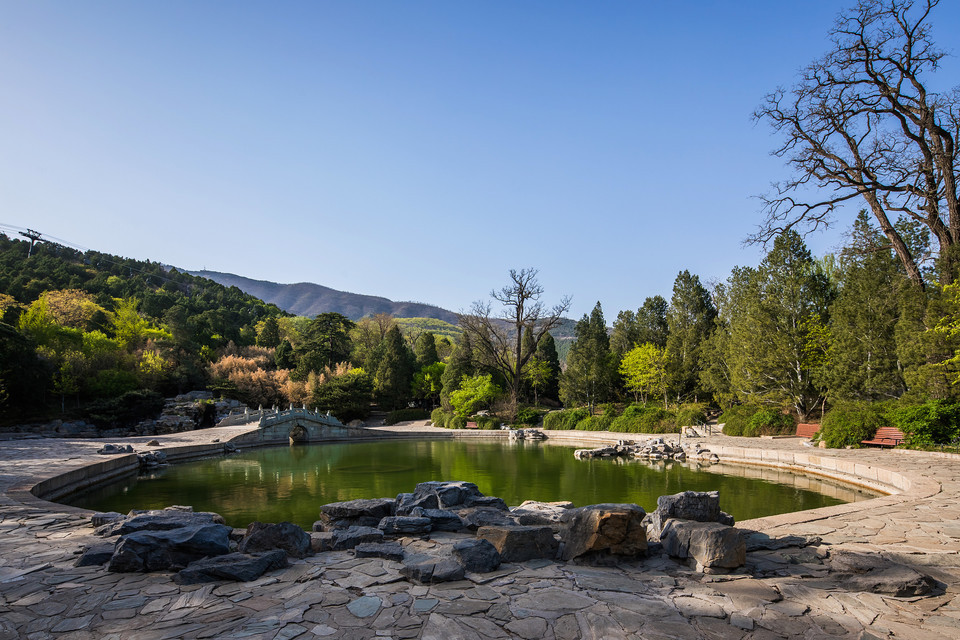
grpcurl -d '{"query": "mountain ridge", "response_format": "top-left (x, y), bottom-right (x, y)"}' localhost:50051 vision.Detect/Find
top-left (190, 270), bottom-right (461, 323)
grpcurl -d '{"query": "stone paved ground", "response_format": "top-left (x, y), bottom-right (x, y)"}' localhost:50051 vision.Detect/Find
top-left (2, 425), bottom-right (960, 639)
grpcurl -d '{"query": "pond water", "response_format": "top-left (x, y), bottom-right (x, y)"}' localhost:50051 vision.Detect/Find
top-left (65, 439), bottom-right (877, 529)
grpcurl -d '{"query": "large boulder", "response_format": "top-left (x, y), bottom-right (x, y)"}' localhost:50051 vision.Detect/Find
top-left (415, 508), bottom-right (463, 532)
top-left (74, 543), bottom-right (116, 567)
top-left (108, 523), bottom-right (232, 572)
top-left (395, 492), bottom-right (440, 515)
top-left (174, 550), bottom-right (287, 585)
top-left (510, 501), bottom-right (574, 527)
top-left (452, 539), bottom-right (501, 573)
top-left (559, 503), bottom-right (647, 561)
top-left (95, 510), bottom-right (226, 537)
top-left (477, 525), bottom-right (559, 563)
top-left (378, 516), bottom-right (432, 536)
top-left (410, 481), bottom-right (507, 511)
top-left (400, 555), bottom-right (465, 584)
top-left (829, 550), bottom-right (937, 597)
top-left (660, 519), bottom-right (745, 570)
top-left (457, 507), bottom-right (519, 531)
top-left (355, 542), bottom-right (405, 562)
top-left (330, 526), bottom-right (384, 550)
top-left (317, 498), bottom-right (396, 530)
top-left (237, 522), bottom-right (312, 558)
top-left (649, 491), bottom-right (734, 536)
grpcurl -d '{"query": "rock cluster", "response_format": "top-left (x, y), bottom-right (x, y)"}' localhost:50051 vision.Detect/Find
top-left (97, 443), bottom-right (134, 455)
top-left (137, 450), bottom-right (168, 469)
top-left (508, 428), bottom-right (546, 441)
top-left (574, 437), bottom-right (721, 463)
top-left (79, 484), bottom-right (749, 589)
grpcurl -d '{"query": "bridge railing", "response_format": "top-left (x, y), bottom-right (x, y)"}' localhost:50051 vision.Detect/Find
top-left (259, 407), bottom-right (344, 429)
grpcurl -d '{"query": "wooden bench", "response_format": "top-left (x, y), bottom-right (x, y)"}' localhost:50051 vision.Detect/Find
top-left (861, 427), bottom-right (905, 448)
top-left (465, 421), bottom-right (479, 430)
top-left (795, 423), bottom-right (820, 439)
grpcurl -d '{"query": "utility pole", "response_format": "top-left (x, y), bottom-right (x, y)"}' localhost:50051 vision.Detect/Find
top-left (19, 229), bottom-right (43, 258)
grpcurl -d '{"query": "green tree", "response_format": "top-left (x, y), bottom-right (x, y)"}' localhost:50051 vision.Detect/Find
top-left (312, 370), bottom-right (373, 422)
top-left (823, 214), bottom-right (908, 401)
top-left (256, 316), bottom-right (281, 348)
top-left (529, 332), bottom-right (561, 404)
top-left (619, 343), bottom-right (667, 406)
top-left (720, 232), bottom-right (833, 419)
top-left (413, 361), bottom-right (446, 407)
top-left (665, 271), bottom-right (716, 402)
top-left (414, 332), bottom-right (440, 368)
top-left (293, 313), bottom-right (355, 380)
top-left (440, 334), bottom-right (474, 411)
top-left (560, 302), bottom-right (614, 413)
top-left (450, 374), bottom-right (502, 418)
top-left (373, 325), bottom-right (415, 410)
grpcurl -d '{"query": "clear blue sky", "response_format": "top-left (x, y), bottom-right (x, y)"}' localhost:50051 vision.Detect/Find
top-left (2, 1), bottom-right (959, 320)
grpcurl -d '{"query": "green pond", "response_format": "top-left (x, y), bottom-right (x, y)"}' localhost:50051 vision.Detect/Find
top-left (65, 439), bottom-right (875, 529)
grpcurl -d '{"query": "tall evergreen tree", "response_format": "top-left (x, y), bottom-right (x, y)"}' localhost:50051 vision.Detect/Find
top-left (560, 302), bottom-right (614, 413)
top-left (824, 214), bottom-right (907, 401)
top-left (637, 295), bottom-right (669, 348)
top-left (293, 313), bottom-right (355, 380)
top-left (373, 325), bottom-right (415, 410)
top-left (665, 271), bottom-right (716, 402)
top-left (414, 332), bottom-right (440, 368)
top-left (534, 332), bottom-right (561, 403)
top-left (720, 232), bottom-right (833, 418)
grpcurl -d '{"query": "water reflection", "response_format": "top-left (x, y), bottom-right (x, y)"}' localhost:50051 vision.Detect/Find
top-left (64, 439), bottom-right (877, 529)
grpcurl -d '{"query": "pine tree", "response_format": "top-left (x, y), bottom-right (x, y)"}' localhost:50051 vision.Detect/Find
top-left (414, 332), bottom-right (440, 368)
top-left (560, 302), bottom-right (614, 413)
top-left (665, 271), bottom-right (716, 402)
top-left (373, 325), bottom-right (415, 410)
top-left (440, 334), bottom-right (474, 411)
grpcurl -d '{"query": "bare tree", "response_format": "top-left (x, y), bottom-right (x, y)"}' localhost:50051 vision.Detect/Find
top-left (458, 269), bottom-right (571, 409)
top-left (753, 0), bottom-right (959, 286)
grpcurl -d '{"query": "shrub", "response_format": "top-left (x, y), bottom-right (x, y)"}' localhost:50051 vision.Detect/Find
top-left (609, 405), bottom-right (678, 434)
top-left (720, 405), bottom-right (761, 436)
top-left (384, 408), bottom-right (431, 425)
top-left (744, 408), bottom-right (795, 437)
top-left (818, 403), bottom-right (884, 448)
top-left (675, 403), bottom-right (707, 428)
top-left (86, 389), bottom-right (165, 429)
top-left (542, 408), bottom-right (589, 430)
top-left (475, 416), bottom-right (500, 430)
top-left (430, 407), bottom-right (446, 427)
top-left (887, 400), bottom-right (960, 447)
top-left (514, 406), bottom-right (544, 426)
top-left (449, 415), bottom-right (468, 429)
top-left (575, 414), bottom-right (614, 431)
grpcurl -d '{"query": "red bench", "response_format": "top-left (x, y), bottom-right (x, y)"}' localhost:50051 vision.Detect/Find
top-left (796, 423), bottom-right (820, 439)
top-left (465, 421), bottom-right (479, 429)
top-left (861, 427), bottom-right (905, 448)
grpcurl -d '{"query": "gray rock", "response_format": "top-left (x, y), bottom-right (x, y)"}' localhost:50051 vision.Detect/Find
top-left (830, 550), bottom-right (937, 596)
top-left (400, 557), bottom-right (465, 584)
top-left (452, 538), bottom-right (501, 573)
top-left (395, 492), bottom-right (440, 515)
top-left (649, 491), bottom-right (733, 536)
top-left (510, 501), bottom-right (573, 526)
top-left (418, 508), bottom-right (463, 532)
top-left (378, 516), bottom-right (433, 535)
top-left (174, 550), bottom-right (287, 584)
top-left (318, 498), bottom-right (396, 529)
top-left (331, 526), bottom-right (384, 550)
top-left (91, 512), bottom-right (124, 528)
top-left (660, 519), bottom-right (745, 569)
top-left (108, 523), bottom-right (232, 572)
top-left (457, 507), bottom-right (520, 530)
top-left (355, 542), bottom-right (405, 562)
top-left (559, 503), bottom-right (647, 561)
top-left (477, 525), bottom-right (559, 563)
top-left (238, 521), bottom-right (312, 558)
top-left (464, 495), bottom-right (509, 510)
top-left (412, 481), bottom-right (486, 510)
top-left (74, 543), bottom-right (116, 567)
top-left (95, 511), bottom-right (226, 537)
top-left (347, 595), bottom-right (382, 618)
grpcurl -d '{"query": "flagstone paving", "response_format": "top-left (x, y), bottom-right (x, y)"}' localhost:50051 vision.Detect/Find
top-left (2, 424), bottom-right (960, 639)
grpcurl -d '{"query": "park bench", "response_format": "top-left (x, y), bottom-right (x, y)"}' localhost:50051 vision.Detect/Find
top-left (795, 423), bottom-right (820, 439)
top-left (465, 421), bottom-right (479, 429)
top-left (861, 427), bottom-right (905, 448)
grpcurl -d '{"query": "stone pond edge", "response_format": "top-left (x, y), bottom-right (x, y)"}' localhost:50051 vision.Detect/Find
top-left (6, 424), bottom-right (951, 539)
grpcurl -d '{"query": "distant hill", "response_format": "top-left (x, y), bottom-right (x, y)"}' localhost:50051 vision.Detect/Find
top-left (191, 270), bottom-right (460, 323)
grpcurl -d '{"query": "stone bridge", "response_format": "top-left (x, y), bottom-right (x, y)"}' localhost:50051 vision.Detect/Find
top-left (238, 408), bottom-right (374, 444)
